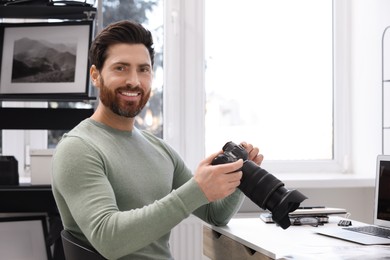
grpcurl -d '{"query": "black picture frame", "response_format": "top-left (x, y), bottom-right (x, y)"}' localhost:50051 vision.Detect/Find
top-left (0, 20), bottom-right (93, 101)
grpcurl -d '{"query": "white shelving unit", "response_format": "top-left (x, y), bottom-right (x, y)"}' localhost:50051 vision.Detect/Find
top-left (382, 26), bottom-right (390, 155)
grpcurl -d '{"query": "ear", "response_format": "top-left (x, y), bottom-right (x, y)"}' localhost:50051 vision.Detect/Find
top-left (90, 65), bottom-right (101, 88)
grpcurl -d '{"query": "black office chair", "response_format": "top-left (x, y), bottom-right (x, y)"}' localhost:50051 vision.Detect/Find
top-left (61, 230), bottom-right (106, 260)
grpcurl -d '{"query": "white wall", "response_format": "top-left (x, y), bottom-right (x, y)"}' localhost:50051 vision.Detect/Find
top-left (350, 0), bottom-right (390, 176)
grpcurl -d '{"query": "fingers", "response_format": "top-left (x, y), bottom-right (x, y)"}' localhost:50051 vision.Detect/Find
top-left (201, 150), bottom-right (223, 165)
top-left (212, 158), bottom-right (244, 173)
top-left (202, 150), bottom-right (246, 172)
top-left (194, 142), bottom-right (263, 202)
top-left (207, 170), bottom-right (242, 199)
top-left (240, 142), bottom-right (264, 165)
top-left (194, 157), bottom-right (244, 202)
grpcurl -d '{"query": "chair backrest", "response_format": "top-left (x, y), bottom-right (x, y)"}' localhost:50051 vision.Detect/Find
top-left (61, 230), bottom-right (106, 260)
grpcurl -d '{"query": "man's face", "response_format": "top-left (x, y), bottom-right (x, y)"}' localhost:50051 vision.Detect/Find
top-left (92, 43), bottom-right (153, 118)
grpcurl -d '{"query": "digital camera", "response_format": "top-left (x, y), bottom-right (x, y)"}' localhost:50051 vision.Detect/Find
top-left (212, 141), bottom-right (307, 229)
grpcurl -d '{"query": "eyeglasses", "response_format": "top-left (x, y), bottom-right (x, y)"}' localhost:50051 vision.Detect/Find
top-left (291, 217), bottom-right (323, 227)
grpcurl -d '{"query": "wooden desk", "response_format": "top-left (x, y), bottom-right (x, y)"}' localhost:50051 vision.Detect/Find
top-left (203, 216), bottom-right (390, 259)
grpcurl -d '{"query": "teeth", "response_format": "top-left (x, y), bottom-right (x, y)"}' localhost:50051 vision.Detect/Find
top-left (121, 91), bottom-right (139, 97)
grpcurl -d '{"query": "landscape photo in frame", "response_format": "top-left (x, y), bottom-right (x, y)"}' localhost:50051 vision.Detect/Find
top-left (0, 21), bottom-right (92, 98)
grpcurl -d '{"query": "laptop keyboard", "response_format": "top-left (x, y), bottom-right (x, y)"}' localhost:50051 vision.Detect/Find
top-left (344, 226), bottom-right (390, 239)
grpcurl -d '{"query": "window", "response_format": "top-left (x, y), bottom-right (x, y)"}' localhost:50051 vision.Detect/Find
top-left (205, 0), bottom-right (333, 161)
top-left (163, 0), bottom-right (349, 173)
top-left (201, 0), bottom-right (350, 174)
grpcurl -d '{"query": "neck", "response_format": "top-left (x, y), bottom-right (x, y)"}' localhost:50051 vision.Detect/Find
top-left (91, 103), bottom-right (135, 131)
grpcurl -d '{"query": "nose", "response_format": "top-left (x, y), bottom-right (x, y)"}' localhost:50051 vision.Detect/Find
top-left (125, 69), bottom-right (140, 87)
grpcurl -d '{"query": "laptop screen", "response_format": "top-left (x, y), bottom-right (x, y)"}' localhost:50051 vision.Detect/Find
top-left (375, 155), bottom-right (390, 227)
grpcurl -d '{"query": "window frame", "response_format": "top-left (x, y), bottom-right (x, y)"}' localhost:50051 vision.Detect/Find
top-left (163, 0), bottom-right (351, 174)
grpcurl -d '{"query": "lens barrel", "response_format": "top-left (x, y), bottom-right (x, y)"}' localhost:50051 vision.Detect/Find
top-left (241, 161), bottom-right (307, 229)
top-left (212, 142), bottom-right (307, 229)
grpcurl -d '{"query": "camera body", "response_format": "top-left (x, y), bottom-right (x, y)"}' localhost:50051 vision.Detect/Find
top-left (212, 142), bottom-right (307, 229)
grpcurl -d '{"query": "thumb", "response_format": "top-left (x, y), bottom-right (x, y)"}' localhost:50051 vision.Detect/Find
top-left (201, 150), bottom-right (223, 165)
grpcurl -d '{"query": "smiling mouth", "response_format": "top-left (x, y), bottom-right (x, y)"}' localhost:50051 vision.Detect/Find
top-left (119, 90), bottom-right (141, 97)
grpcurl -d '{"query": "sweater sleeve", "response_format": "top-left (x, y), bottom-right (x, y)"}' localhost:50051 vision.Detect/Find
top-left (192, 189), bottom-right (245, 226)
top-left (52, 136), bottom-right (209, 259)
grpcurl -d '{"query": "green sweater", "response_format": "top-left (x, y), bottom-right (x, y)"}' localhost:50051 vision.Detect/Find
top-left (52, 118), bottom-right (244, 259)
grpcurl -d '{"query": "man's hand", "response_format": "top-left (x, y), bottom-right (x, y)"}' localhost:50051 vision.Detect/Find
top-left (240, 142), bottom-right (263, 165)
top-left (194, 151), bottom-right (243, 202)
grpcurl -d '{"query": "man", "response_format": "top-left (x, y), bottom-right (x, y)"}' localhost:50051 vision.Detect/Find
top-left (52, 20), bottom-right (263, 259)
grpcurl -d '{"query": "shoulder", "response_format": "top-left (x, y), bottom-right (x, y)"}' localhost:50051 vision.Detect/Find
top-left (54, 119), bottom-right (101, 158)
top-left (136, 129), bottom-right (185, 163)
top-left (138, 130), bottom-right (176, 153)
top-left (138, 129), bottom-right (163, 144)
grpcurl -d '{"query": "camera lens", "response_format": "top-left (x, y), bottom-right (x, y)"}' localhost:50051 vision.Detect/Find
top-left (212, 142), bottom-right (307, 229)
top-left (241, 160), bottom-right (307, 229)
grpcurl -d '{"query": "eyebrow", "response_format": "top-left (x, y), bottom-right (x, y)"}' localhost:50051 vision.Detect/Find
top-left (112, 62), bottom-right (151, 68)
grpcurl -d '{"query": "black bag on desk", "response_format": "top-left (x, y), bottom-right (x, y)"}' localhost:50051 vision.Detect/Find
top-left (0, 156), bottom-right (18, 185)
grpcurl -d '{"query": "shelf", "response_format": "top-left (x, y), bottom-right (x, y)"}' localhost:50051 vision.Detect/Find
top-left (0, 5), bottom-right (96, 20)
top-left (0, 94), bottom-right (96, 102)
top-left (0, 107), bottom-right (94, 130)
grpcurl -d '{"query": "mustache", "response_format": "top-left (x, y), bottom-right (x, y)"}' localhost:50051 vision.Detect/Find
top-left (116, 86), bottom-right (144, 94)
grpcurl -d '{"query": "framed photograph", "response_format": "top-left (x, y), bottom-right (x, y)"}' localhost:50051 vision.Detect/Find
top-left (0, 21), bottom-right (93, 100)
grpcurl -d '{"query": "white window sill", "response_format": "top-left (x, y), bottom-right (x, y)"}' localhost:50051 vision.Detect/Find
top-left (277, 173), bottom-right (375, 189)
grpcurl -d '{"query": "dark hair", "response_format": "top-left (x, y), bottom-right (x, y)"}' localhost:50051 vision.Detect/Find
top-left (89, 20), bottom-right (155, 71)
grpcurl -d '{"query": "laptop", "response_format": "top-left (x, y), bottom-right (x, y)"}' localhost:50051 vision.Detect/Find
top-left (316, 154), bottom-right (390, 245)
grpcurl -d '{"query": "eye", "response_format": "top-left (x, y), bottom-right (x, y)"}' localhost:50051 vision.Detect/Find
top-left (139, 66), bottom-right (151, 73)
top-left (115, 65), bottom-right (126, 72)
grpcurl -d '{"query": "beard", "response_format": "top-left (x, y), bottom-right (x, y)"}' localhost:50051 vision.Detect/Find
top-left (98, 77), bottom-right (151, 118)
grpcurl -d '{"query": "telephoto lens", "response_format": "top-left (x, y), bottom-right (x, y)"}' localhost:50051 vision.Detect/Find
top-left (212, 141), bottom-right (307, 229)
